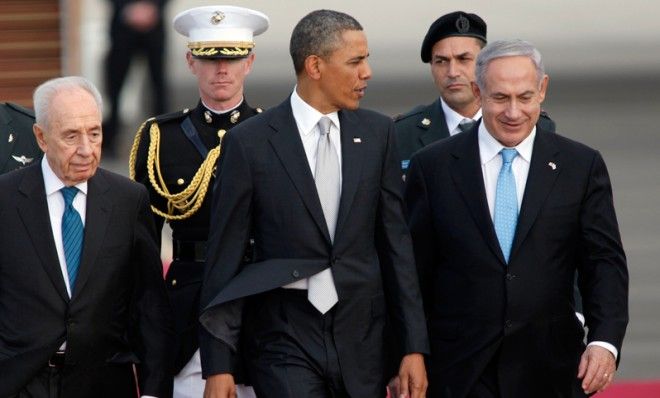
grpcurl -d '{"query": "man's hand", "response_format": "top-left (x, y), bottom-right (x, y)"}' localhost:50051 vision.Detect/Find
top-left (577, 345), bottom-right (616, 394)
top-left (397, 353), bottom-right (427, 398)
top-left (204, 373), bottom-right (236, 398)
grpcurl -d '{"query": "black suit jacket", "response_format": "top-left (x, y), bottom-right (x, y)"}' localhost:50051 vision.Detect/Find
top-left (0, 165), bottom-right (173, 397)
top-left (404, 125), bottom-right (628, 398)
top-left (0, 103), bottom-right (42, 174)
top-left (394, 98), bottom-right (556, 172)
top-left (199, 98), bottom-right (429, 396)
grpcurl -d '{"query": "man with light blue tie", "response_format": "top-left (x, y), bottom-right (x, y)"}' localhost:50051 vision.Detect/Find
top-left (0, 76), bottom-right (173, 397)
top-left (404, 40), bottom-right (628, 397)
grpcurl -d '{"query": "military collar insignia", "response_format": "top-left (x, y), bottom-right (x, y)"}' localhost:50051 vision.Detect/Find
top-left (230, 110), bottom-right (240, 124)
top-left (204, 110), bottom-right (213, 124)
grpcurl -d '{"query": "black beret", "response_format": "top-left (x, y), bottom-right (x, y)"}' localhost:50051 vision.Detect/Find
top-left (421, 11), bottom-right (487, 63)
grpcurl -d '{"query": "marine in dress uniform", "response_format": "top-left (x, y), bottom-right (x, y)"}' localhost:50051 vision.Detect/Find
top-left (129, 6), bottom-right (268, 398)
top-left (0, 102), bottom-right (42, 174)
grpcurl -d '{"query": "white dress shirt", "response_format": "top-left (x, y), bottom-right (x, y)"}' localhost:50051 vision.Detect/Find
top-left (441, 98), bottom-right (482, 136)
top-left (477, 123), bottom-right (618, 359)
top-left (283, 87), bottom-right (342, 290)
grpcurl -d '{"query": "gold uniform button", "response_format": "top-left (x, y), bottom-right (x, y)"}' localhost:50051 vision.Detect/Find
top-left (217, 129), bottom-right (226, 138)
top-left (177, 178), bottom-right (185, 185)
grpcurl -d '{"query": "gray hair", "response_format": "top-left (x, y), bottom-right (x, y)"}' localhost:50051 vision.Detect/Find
top-left (33, 76), bottom-right (103, 129)
top-left (475, 39), bottom-right (545, 90)
top-left (289, 9), bottom-right (363, 75)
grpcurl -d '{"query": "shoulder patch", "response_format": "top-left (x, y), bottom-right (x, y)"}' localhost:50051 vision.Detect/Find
top-left (5, 102), bottom-right (35, 119)
top-left (394, 104), bottom-right (426, 122)
top-left (151, 109), bottom-right (189, 124)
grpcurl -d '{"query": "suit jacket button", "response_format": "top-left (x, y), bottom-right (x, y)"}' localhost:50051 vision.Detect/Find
top-left (292, 270), bottom-right (300, 278)
top-left (171, 279), bottom-right (177, 286)
top-left (505, 320), bottom-right (513, 328)
top-left (506, 273), bottom-right (515, 281)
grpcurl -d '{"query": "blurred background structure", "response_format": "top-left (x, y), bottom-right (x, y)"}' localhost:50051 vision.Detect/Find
top-left (1, 0), bottom-right (659, 388)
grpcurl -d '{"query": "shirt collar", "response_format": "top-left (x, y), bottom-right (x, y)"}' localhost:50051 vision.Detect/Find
top-left (478, 122), bottom-right (536, 165)
top-left (202, 98), bottom-right (243, 115)
top-left (290, 86), bottom-right (340, 136)
top-left (41, 157), bottom-right (88, 196)
top-left (440, 98), bottom-right (482, 133)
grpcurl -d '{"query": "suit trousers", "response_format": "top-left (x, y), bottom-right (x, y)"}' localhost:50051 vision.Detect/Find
top-left (14, 362), bottom-right (137, 398)
top-left (244, 289), bottom-right (350, 398)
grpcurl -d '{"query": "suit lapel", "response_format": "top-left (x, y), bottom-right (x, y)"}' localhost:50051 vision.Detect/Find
top-left (334, 110), bottom-right (364, 238)
top-left (510, 129), bottom-right (560, 260)
top-left (449, 127), bottom-right (506, 263)
top-left (267, 100), bottom-right (331, 242)
top-left (17, 165), bottom-right (70, 303)
top-left (71, 171), bottom-right (111, 300)
top-left (419, 99), bottom-right (450, 147)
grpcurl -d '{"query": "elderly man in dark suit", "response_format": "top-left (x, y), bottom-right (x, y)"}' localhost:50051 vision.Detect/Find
top-left (405, 39), bottom-right (628, 397)
top-left (0, 76), bottom-right (173, 398)
top-left (0, 102), bottom-right (42, 173)
top-left (199, 9), bottom-right (429, 398)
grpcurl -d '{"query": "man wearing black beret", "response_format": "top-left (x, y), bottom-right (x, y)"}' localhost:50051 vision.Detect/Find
top-left (394, 11), bottom-right (555, 175)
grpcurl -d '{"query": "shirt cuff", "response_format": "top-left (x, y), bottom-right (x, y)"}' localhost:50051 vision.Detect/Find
top-left (587, 341), bottom-right (618, 360)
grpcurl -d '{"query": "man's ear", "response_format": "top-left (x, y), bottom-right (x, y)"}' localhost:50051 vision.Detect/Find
top-left (33, 124), bottom-right (48, 152)
top-left (185, 51), bottom-right (195, 72)
top-left (471, 81), bottom-right (482, 102)
top-left (538, 74), bottom-right (549, 103)
top-left (304, 55), bottom-right (322, 80)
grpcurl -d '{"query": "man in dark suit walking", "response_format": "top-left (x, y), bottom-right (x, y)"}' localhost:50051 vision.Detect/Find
top-left (0, 102), bottom-right (41, 173)
top-left (0, 76), bottom-right (173, 398)
top-left (405, 39), bottom-right (628, 397)
top-left (199, 9), bottom-right (429, 398)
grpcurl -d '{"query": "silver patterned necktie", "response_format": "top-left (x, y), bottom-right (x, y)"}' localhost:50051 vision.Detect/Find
top-left (308, 116), bottom-right (339, 314)
top-left (458, 118), bottom-right (477, 134)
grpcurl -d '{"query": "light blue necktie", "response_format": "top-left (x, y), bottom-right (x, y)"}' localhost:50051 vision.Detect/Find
top-left (61, 187), bottom-right (84, 291)
top-left (494, 149), bottom-right (519, 263)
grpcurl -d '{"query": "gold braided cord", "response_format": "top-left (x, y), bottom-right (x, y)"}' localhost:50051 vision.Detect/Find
top-left (128, 119), bottom-right (222, 221)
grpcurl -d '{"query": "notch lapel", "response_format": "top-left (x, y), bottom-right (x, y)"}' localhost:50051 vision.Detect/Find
top-left (70, 171), bottom-right (111, 300)
top-left (334, 110), bottom-right (364, 238)
top-left (17, 165), bottom-right (69, 303)
top-left (267, 100), bottom-right (332, 243)
top-left (449, 129), bottom-right (506, 264)
top-left (509, 130), bottom-right (560, 260)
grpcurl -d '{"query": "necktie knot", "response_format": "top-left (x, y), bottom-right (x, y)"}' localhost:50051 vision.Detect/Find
top-left (458, 118), bottom-right (476, 133)
top-left (500, 148), bottom-right (518, 164)
top-left (318, 116), bottom-right (332, 136)
top-left (61, 186), bottom-right (79, 206)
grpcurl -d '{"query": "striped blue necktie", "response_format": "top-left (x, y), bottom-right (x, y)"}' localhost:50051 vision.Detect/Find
top-left (494, 148), bottom-right (519, 263)
top-left (61, 187), bottom-right (84, 291)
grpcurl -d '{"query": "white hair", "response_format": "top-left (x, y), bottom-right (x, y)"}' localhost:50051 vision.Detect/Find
top-left (33, 76), bottom-right (103, 128)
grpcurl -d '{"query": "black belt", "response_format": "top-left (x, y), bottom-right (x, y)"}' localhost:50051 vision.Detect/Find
top-left (48, 351), bottom-right (66, 368)
top-left (173, 240), bottom-right (207, 262)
